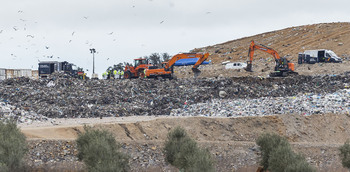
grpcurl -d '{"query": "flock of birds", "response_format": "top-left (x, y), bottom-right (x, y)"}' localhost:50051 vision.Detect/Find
top-left (3, 6), bottom-right (212, 71)
top-left (3, 10), bottom-right (120, 71)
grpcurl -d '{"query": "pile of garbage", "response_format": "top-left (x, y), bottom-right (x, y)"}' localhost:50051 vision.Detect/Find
top-left (0, 73), bottom-right (349, 120)
top-left (171, 89), bottom-right (350, 117)
top-left (0, 100), bottom-right (50, 124)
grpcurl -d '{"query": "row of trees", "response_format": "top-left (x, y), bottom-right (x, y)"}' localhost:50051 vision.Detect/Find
top-left (4, 120), bottom-right (350, 171)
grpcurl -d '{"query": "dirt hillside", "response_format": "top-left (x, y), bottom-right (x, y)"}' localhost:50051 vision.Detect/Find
top-left (174, 22), bottom-right (350, 78)
top-left (197, 22), bottom-right (350, 63)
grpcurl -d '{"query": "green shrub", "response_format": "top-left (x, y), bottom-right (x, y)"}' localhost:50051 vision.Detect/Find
top-left (0, 121), bottom-right (28, 172)
top-left (256, 133), bottom-right (315, 172)
top-left (163, 126), bottom-right (215, 172)
top-left (256, 133), bottom-right (290, 170)
top-left (76, 126), bottom-right (129, 172)
top-left (269, 145), bottom-right (315, 172)
top-left (339, 140), bottom-right (350, 169)
top-left (284, 156), bottom-right (316, 172)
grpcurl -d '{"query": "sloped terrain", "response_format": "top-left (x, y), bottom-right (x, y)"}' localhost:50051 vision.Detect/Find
top-left (175, 22), bottom-right (350, 78)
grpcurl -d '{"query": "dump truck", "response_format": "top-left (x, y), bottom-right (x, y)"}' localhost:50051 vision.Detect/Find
top-left (38, 61), bottom-right (85, 78)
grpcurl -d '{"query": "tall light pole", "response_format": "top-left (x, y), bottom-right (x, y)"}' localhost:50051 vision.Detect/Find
top-left (90, 48), bottom-right (98, 79)
top-left (90, 48), bottom-right (96, 74)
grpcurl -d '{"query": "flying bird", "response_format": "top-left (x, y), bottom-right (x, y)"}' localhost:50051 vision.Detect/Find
top-left (0, 30), bottom-right (3, 34)
top-left (18, 10), bottom-right (23, 13)
top-left (160, 21), bottom-right (164, 24)
top-left (26, 35), bottom-right (34, 38)
top-left (72, 32), bottom-right (75, 36)
top-left (108, 32), bottom-right (113, 35)
top-left (69, 40), bottom-right (72, 43)
top-left (45, 46), bottom-right (49, 49)
top-left (206, 12), bottom-right (211, 14)
top-left (13, 27), bottom-right (18, 31)
top-left (83, 16), bottom-right (88, 19)
top-left (107, 58), bottom-right (109, 60)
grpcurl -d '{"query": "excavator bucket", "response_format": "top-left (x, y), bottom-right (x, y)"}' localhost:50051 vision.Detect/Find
top-left (192, 68), bottom-right (201, 78)
top-left (245, 63), bottom-right (253, 72)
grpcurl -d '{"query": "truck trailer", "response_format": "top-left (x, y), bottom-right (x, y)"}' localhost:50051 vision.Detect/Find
top-left (298, 49), bottom-right (342, 64)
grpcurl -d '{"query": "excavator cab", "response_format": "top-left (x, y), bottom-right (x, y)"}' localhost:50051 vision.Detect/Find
top-left (134, 59), bottom-right (148, 67)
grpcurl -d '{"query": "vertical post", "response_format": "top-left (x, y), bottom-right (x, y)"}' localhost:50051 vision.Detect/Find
top-left (93, 52), bottom-right (95, 74)
top-left (90, 48), bottom-right (96, 74)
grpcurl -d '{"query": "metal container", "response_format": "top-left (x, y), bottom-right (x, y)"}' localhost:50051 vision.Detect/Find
top-left (0, 68), bottom-right (5, 80)
top-left (19, 69), bottom-right (32, 78)
top-left (31, 70), bottom-right (39, 79)
top-left (5, 69), bottom-right (14, 79)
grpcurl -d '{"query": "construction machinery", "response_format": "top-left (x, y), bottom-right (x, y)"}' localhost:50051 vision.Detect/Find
top-left (245, 41), bottom-right (297, 77)
top-left (123, 58), bottom-right (153, 79)
top-left (145, 53), bottom-right (210, 79)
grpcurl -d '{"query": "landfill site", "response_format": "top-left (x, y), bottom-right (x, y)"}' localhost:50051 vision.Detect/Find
top-left (1, 22), bottom-right (350, 171)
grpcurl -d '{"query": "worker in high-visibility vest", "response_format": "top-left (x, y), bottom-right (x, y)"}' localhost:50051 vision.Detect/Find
top-left (120, 70), bottom-right (124, 79)
top-left (102, 72), bottom-right (107, 79)
top-left (143, 69), bottom-right (147, 78)
top-left (113, 70), bottom-right (117, 79)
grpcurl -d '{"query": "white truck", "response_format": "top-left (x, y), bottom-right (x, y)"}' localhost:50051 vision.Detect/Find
top-left (298, 49), bottom-right (342, 64)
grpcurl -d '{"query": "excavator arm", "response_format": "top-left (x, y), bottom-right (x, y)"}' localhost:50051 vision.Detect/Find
top-left (246, 41), bottom-right (281, 72)
top-left (164, 53), bottom-right (210, 71)
top-left (245, 41), bottom-right (297, 77)
top-left (145, 52), bottom-right (210, 78)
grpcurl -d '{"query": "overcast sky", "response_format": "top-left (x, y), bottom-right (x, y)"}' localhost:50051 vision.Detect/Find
top-left (1, 0), bottom-right (349, 77)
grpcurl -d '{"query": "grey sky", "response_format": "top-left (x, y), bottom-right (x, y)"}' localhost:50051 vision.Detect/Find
top-left (1, 0), bottom-right (349, 77)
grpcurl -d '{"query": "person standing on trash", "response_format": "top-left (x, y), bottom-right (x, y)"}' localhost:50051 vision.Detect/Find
top-left (113, 69), bottom-right (117, 79)
top-left (120, 70), bottom-right (124, 79)
top-left (107, 70), bottom-right (112, 79)
top-left (143, 69), bottom-right (147, 78)
top-left (102, 72), bottom-right (107, 79)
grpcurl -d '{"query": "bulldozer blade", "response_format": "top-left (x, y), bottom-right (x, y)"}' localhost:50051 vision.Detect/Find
top-left (192, 68), bottom-right (201, 78)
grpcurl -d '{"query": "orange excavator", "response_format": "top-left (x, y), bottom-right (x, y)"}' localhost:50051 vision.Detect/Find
top-left (245, 41), bottom-right (298, 77)
top-left (124, 58), bottom-right (153, 79)
top-left (145, 52), bottom-right (210, 79)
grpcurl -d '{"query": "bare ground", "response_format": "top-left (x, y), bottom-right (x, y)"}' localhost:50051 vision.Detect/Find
top-left (21, 114), bottom-right (350, 171)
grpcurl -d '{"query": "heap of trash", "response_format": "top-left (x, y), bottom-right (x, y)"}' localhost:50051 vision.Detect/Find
top-left (171, 89), bottom-right (350, 117)
top-left (0, 72), bottom-right (349, 122)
